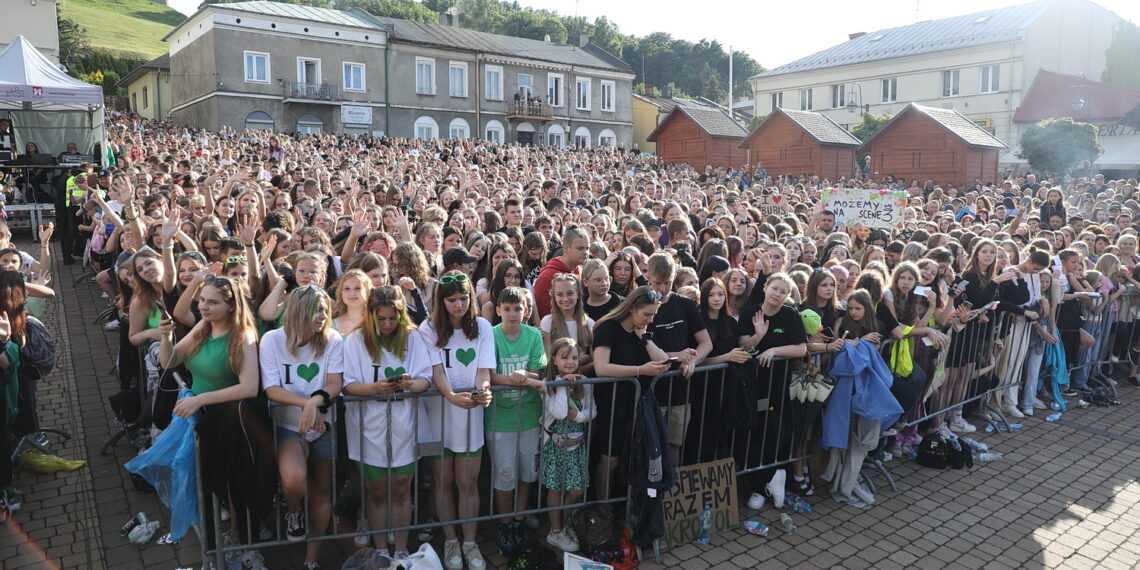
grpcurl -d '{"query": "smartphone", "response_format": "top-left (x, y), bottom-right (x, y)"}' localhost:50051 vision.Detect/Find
top-left (666, 357), bottom-right (681, 365)
top-left (384, 375), bottom-right (404, 384)
top-left (1021, 196), bottom-right (1031, 207)
top-left (961, 300), bottom-right (974, 310)
top-left (954, 279), bottom-right (969, 291)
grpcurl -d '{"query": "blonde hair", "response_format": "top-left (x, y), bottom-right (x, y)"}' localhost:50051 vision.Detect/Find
top-left (333, 269), bottom-right (373, 319)
top-left (284, 286), bottom-right (332, 358)
top-left (548, 273), bottom-right (592, 350)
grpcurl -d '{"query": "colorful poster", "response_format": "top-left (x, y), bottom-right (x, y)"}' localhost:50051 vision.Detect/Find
top-left (820, 188), bottom-right (908, 229)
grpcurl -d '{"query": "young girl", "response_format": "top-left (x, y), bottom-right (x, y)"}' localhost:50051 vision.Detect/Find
top-left (608, 252), bottom-right (639, 297)
top-left (259, 252), bottom-right (327, 323)
top-left (723, 268), bottom-right (750, 320)
top-left (260, 287), bottom-right (343, 566)
top-left (332, 269), bottom-right (372, 336)
top-left (341, 286), bottom-right (433, 560)
top-left (582, 259), bottom-right (621, 322)
top-left (419, 271), bottom-right (493, 570)
top-left (540, 337), bottom-right (595, 552)
top-left (540, 274), bottom-right (594, 372)
top-left (480, 258), bottom-right (525, 325)
top-left (1024, 270), bottom-right (1060, 413)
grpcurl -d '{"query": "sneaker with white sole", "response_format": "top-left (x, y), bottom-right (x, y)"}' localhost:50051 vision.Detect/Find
top-left (241, 550), bottom-right (268, 570)
top-left (949, 416), bottom-right (976, 433)
top-left (546, 529), bottom-right (579, 552)
top-left (103, 319), bottom-right (120, 331)
top-left (463, 542), bottom-right (487, 570)
top-left (746, 492), bottom-right (766, 510)
top-left (354, 519), bottom-right (370, 548)
top-left (442, 539), bottom-right (463, 570)
top-left (285, 510), bottom-right (305, 542)
top-left (765, 469), bottom-right (786, 509)
top-left (1002, 406), bottom-right (1025, 419)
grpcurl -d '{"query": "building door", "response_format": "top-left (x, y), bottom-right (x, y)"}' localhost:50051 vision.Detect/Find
top-left (517, 131), bottom-right (534, 145)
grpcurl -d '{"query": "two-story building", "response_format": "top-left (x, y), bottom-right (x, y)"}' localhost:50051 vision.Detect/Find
top-left (748, 0), bottom-right (1127, 158)
top-left (163, 1), bottom-right (635, 146)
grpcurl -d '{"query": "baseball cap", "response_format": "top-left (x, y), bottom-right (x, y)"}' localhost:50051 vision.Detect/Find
top-left (442, 246), bottom-right (478, 268)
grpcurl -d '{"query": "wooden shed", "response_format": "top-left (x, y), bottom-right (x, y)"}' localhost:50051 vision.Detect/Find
top-left (738, 108), bottom-right (861, 180)
top-left (647, 106), bottom-right (750, 170)
top-left (860, 103), bottom-right (1007, 185)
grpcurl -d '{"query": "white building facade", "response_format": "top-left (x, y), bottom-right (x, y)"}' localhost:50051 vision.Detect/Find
top-left (749, 0), bottom-right (1127, 159)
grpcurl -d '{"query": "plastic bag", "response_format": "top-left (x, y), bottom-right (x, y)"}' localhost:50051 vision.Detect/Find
top-left (18, 450), bottom-right (85, 473)
top-left (124, 389), bottom-right (199, 541)
top-left (341, 544), bottom-right (443, 570)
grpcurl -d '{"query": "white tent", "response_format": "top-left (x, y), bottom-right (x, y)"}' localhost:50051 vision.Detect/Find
top-left (0, 35), bottom-right (105, 164)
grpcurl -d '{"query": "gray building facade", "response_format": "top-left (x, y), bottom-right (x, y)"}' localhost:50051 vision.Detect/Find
top-left (164, 1), bottom-right (635, 148)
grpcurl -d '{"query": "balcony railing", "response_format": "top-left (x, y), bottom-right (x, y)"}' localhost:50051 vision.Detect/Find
top-left (282, 81), bottom-right (341, 102)
top-left (506, 100), bottom-right (553, 119)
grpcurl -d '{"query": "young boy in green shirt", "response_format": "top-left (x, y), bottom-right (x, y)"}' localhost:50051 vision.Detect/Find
top-left (487, 286), bottom-right (547, 553)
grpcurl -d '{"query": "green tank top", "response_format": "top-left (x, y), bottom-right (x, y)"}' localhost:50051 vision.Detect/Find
top-left (187, 333), bottom-right (239, 395)
top-left (147, 305), bottom-right (162, 330)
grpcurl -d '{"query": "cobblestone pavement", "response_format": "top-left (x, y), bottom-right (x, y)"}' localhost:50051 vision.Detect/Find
top-left (4, 244), bottom-right (1140, 569)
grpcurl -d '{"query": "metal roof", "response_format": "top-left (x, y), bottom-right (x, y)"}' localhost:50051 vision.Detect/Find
top-left (754, 0), bottom-right (1052, 79)
top-left (1012, 69), bottom-right (1140, 123)
top-left (633, 93), bottom-right (716, 113)
top-left (763, 109), bottom-right (862, 146)
top-left (212, 1), bottom-right (386, 31)
top-left (117, 53), bottom-right (169, 88)
top-left (370, 15), bottom-right (632, 72)
top-left (865, 103), bottom-right (1008, 149)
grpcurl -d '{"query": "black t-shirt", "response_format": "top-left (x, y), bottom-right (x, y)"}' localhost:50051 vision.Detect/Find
top-left (652, 293), bottom-right (707, 405)
top-left (592, 319), bottom-right (650, 435)
top-left (736, 304), bottom-right (808, 355)
top-left (585, 294), bottom-right (623, 322)
top-left (875, 301), bottom-right (901, 335)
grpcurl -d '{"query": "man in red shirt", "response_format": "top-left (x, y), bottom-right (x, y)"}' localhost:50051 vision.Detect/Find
top-left (533, 226), bottom-right (590, 318)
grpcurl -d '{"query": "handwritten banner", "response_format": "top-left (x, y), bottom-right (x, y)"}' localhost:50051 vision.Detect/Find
top-left (755, 194), bottom-right (788, 217)
top-left (661, 458), bottom-right (739, 546)
top-left (821, 188), bottom-right (908, 229)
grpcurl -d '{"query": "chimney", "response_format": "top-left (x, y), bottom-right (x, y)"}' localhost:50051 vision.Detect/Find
top-left (662, 85), bottom-right (674, 98)
top-left (579, 31), bottom-right (590, 48)
top-left (849, 32), bottom-right (867, 40)
top-left (439, 8), bottom-right (459, 27)
top-left (644, 84), bottom-right (655, 97)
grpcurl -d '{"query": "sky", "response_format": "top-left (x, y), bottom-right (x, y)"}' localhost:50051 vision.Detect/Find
top-left (167, 0), bottom-right (1140, 74)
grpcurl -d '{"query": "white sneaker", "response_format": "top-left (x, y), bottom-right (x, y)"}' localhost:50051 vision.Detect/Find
top-left (101, 291), bottom-right (109, 299)
top-left (949, 416), bottom-right (976, 433)
top-left (746, 492), bottom-right (766, 510)
top-left (443, 540), bottom-right (463, 570)
top-left (1002, 405), bottom-right (1025, 419)
top-left (766, 469), bottom-right (786, 509)
top-left (354, 518), bottom-right (370, 548)
top-left (103, 319), bottom-right (120, 331)
top-left (240, 550), bottom-right (267, 570)
top-left (546, 528), bottom-right (579, 552)
top-left (1033, 399), bottom-right (1048, 410)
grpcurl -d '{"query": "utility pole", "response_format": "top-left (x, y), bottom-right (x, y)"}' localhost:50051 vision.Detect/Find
top-left (728, 45), bottom-right (734, 120)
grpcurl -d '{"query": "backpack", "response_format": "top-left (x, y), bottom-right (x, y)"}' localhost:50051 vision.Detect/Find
top-left (916, 434), bottom-right (948, 469)
top-left (571, 503), bottom-right (620, 554)
top-left (506, 543), bottom-right (561, 570)
top-left (20, 316), bottom-right (56, 378)
top-left (944, 437), bottom-right (974, 470)
top-left (622, 391), bottom-right (677, 494)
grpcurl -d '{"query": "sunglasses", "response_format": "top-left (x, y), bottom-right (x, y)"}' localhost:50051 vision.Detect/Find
top-left (176, 251), bottom-right (206, 262)
top-left (439, 274), bottom-right (470, 285)
top-left (644, 289), bottom-right (663, 303)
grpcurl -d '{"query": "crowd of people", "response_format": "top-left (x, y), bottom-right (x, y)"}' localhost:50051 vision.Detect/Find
top-left (6, 107), bottom-right (1140, 569)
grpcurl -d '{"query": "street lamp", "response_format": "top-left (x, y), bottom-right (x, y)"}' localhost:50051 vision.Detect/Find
top-left (845, 84), bottom-right (870, 114)
top-left (1070, 96), bottom-right (1086, 113)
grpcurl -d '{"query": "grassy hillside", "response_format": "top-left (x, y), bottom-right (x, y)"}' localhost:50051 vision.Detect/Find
top-left (59, 0), bottom-right (186, 59)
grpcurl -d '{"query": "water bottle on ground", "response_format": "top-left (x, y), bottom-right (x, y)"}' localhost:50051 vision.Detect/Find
top-left (695, 504), bottom-right (712, 545)
top-left (743, 520), bottom-right (769, 537)
top-left (785, 493), bottom-right (812, 514)
top-left (1050, 401), bottom-right (1062, 411)
top-left (1046, 412), bottom-right (1062, 422)
top-left (959, 437), bottom-right (988, 453)
top-left (974, 452), bottom-right (1004, 462)
top-left (780, 513), bottom-right (796, 535)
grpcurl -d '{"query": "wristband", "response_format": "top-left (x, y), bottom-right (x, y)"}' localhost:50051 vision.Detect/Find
top-left (311, 389), bottom-right (331, 413)
top-left (244, 243), bottom-right (255, 248)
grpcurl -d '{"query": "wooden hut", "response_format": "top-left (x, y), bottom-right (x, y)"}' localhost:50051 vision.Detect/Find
top-left (646, 106), bottom-right (749, 170)
top-left (860, 103), bottom-right (1007, 185)
top-left (737, 108), bottom-right (861, 180)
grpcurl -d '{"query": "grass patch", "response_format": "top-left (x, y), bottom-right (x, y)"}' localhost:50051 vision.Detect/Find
top-left (59, 0), bottom-right (186, 59)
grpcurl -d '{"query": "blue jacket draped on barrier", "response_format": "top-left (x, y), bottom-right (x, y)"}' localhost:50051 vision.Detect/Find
top-left (822, 340), bottom-right (904, 450)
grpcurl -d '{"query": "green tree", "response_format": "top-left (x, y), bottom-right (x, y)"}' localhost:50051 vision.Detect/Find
top-left (1102, 22), bottom-right (1140, 89)
top-left (1017, 118), bottom-right (1102, 174)
top-left (852, 113), bottom-right (892, 142)
top-left (747, 114), bottom-right (767, 131)
top-left (57, 13), bottom-right (89, 67)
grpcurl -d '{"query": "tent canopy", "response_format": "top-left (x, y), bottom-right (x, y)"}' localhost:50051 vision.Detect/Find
top-left (0, 35), bottom-right (103, 109)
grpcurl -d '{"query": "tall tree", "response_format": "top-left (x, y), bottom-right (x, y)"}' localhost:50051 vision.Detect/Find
top-left (338, 0), bottom-right (438, 23)
top-left (852, 113), bottom-right (892, 142)
top-left (1017, 118), bottom-right (1102, 175)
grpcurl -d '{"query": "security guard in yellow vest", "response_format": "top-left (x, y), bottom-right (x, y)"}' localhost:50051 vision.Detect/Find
top-left (61, 166), bottom-right (94, 264)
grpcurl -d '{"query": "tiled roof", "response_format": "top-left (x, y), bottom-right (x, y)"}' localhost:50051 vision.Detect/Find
top-left (647, 106), bottom-right (749, 140)
top-left (1013, 70), bottom-right (1140, 123)
top-left (213, 1), bottom-right (386, 30)
top-left (633, 94), bottom-right (715, 113)
top-left (867, 103), bottom-right (1007, 149)
top-left (369, 16), bottom-right (632, 72)
top-left (777, 109), bottom-right (862, 146)
top-left (754, 0), bottom-right (1052, 78)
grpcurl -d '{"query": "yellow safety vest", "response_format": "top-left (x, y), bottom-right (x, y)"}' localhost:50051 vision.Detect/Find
top-left (65, 176), bottom-right (86, 207)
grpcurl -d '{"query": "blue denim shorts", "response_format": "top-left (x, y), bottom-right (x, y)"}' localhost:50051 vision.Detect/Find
top-left (276, 426), bottom-right (334, 460)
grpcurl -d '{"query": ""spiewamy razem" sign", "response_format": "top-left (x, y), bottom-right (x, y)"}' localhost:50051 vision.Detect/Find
top-left (661, 458), bottom-right (739, 546)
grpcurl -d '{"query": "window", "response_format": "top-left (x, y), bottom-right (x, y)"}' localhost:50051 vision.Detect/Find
top-left (297, 114), bottom-right (323, 134)
top-left (485, 65), bottom-right (503, 100)
top-left (941, 69), bottom-right (960, 97)
top-left (416, 57), bottom-right (435, 95)
top-left (449, 62), bottom-right (467, 97)
top-left (485, 120), bottom-right (505, 143)
top-left (830, 84), bottom-right (845, 109)
top-left (297, 57), bottom-right (320, 85)
top-left (576, 77), bottom-right (591, 110)
top-left (980, 64), bottom-right (1000, 93)
top-left (131, 93), bottom-right (137, 112)
top-left (598, 128), bottom-right (617, 148)
top-left (244, 51), bottom-right (269, 83)
top-left (414, 116), bottom-right (438, 140)
top-left (517, 73), bottom-right (534, 98)
top-left (600, 80), bottom-right (615, 112)
top-left (142, 86), bottom-right (149, 109)
top-left (548, 73), bottom-right (564, 107)
top-left (343, 62), bottom-right (365, 92)
top-left (547, 124), bottom-right (564, 148)
top-left (881, 77), bottom-right (897, 103)
top-left (244, 111), bottom-right (274, 131)
top-left (770, 92), bottom-right (782, 111)
top-left (449, 118), bottom-right (470, 139)
top-left (574, 126), bottom-right (591, 148)
top-left (798, 88), bottom-right (813, 111)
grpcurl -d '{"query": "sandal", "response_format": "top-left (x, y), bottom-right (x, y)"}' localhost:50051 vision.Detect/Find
top-left (792, 474), bottom-right (814, 497)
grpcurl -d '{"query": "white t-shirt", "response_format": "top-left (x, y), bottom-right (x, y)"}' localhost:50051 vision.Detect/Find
top-left (341, 328), bottom-right (434, 467)
top-left (417, 317), bottom-right (496, 452)
top-left (259, 328), bottom-right (344, 433)
top-left (539, 314), bottom-right (595, 349)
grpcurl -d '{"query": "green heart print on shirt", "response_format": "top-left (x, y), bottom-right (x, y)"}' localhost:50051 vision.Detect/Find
top-left (384, 366), bottom-right (406, 378)
top-left (456, 348), bottom-right (476, 366)
top-left (298, 363), bottom-right (320, 382)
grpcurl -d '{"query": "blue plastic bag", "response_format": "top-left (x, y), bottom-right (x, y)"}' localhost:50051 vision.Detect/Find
top-left (124, 390), bottom-right (200, 541)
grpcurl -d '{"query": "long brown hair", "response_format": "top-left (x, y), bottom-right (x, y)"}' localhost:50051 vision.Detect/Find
top-left (362, 285), bottom-right (414, 361)
top-left (430, 270), bottom-right (478, 348)
top-left (185, 276), bottom-right (256, 375)
top-left (0, 271), bottom-right (27, 344)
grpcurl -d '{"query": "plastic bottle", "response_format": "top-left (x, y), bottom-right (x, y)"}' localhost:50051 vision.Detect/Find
top-left (1050, 401), bottom-right (1062, 411)
top-left (958, 437), bottom-right (988, 453)
top-left (742, 520), bottom-right (769, 537)
top-left (780, 513), bottom-right (796, 535)
top-left (696, 504), bottom-right (712, 545)
top-left (1008, 424), bottom-right (1023, 433)
top-left (785, 494), bottom-right (812, 514)
top-left (1046, 412), bottom-right (1062, 422)
top-left (974, 452), bottom-right (1004, 462)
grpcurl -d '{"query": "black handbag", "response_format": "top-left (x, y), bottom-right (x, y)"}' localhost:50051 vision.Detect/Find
top-left (916, 435), bottom-right (948, 469)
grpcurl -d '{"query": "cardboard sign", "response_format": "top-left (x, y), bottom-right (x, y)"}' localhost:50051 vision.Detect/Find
top-left (821, 188), bottom-right (908, 229)
top-left (661, 458), bottom-right (739, 546)
top-left (755, 194), bottom-right (788, 217)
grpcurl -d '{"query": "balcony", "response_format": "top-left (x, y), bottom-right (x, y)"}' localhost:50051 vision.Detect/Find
top-left (281, 81), bottom-right (342, 104)
top-left (505, 100), bottom-right (553, 120)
